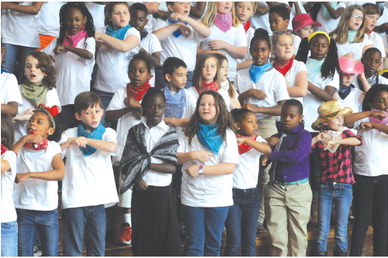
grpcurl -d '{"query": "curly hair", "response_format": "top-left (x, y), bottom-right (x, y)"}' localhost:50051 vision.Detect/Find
top-left (22, 51), bottom-right (56, 89)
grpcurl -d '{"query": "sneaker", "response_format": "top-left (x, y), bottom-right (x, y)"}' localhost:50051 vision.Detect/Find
top-left (33, 245), bottom-right (42, 257)
top-left (118, 224), bottom-right (132, 246)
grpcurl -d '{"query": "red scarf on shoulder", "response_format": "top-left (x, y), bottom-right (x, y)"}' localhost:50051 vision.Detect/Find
top-left (126, 80), bottom-right (151, 102)
top-left (243, 21), bottom-right (251, 33)
top-left (273, 57), bottom-right (294, 76)
top-left (196, 81), bottom-right (218, 94)
top-left (237, 134), bottom-right (257, 154)
top-left (1, 144), bottom-right (8, 155)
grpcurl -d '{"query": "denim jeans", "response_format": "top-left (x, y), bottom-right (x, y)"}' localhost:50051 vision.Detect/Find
top-left (1, 221), bottom-right (18, 256)
top-left (182, 205), bottom-right (230, 256)
top-left (17, 209), bottom-right (59, 256)
top-left (2, 43), bottom-right (35, 75)
top-left (316, 183), bottom-right (352, 253)
top-left (225, 188), bottom-right (259, 256)
top-left (62, 205), bottom-right (106, 256)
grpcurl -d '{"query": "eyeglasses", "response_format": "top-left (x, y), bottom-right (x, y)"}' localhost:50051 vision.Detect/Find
top-left (351, 14), bottom-right (364, 20)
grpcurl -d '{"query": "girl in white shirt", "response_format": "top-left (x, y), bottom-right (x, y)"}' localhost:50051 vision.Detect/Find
top-left (177, 90), bottom-right (239, 256)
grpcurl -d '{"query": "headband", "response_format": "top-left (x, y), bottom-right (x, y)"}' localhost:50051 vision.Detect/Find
top-left (307, 31), bottom-right (331, 43)
top-left (34, 105), bottom-right (59, 129)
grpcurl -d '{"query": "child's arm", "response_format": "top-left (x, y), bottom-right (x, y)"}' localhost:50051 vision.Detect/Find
top-left (208, 40), bottom-right (247, 59)
top-left (61, 137), bottom-right (117, 153)
top-left (1, 159), bottom-right (11, 173)
top-left (1, 102), bottom-right (19, 117)
top-left (177, 151), bottom-right (213, 164)
top-left (153, 23), bottom-right (192, 41)
top-left (270, 131), bottom-right (312, 163)
top-left (287, 70), bottom-right (308, 98)
top-left (244, 100), bottom-right (287, 116)
top-left (189, 2), bottom-right (207, 19)
top-left (140, 48), bottom-right (161, 68)
top-left (357, 72), bottom-right (371, 92)
top-left (12, 134), bottom-right (44, 154)
top-left (327, 137), bottom-right (361, 148)
top-left (344, 110), bottom-right (387, 128)
top-left (237, 59), bottom-right (253, 71)
top-left (15, 153), bottom-right (64, 183)
top-left (308, 82), bottom-right (337, 102)
top-left (164, 117), bottom-right (190, 127)
top-left (169, 13), bottom-right (210, 38)
top-left (105, 96), bottom-right (141, 122)
top-left (238, 89), bottom-right (267, 103)
top-left (237, 138), bottom-right (272, 155)
top-left (54, 45), bottom-right (93, 60)
top-left (149, 163), bottom-right (176, 174)
top-left (322, 2), bottom-right (344, 19)
top-left (360, 122), bottom-right (388, 135)
top-left (1, 2), bottom-right (43, 15)
top-left (185, 163), bottom-right (236, 177)
top-left (95, 31), bottom-right (140, 52)
top-left (13, 108), bottom-right (34, 122)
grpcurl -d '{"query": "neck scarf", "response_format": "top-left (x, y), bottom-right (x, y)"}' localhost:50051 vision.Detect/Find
top-left (348, 30), bottom-right (357, 43)
top-left (119, 123), bottom-right (178, 194)
top-left (249, 63), bottom-right (272, 83)
top-left (20, 81), bottom-right (49, 108)
top-left (214, 12), bottom-right (232, 32)
top-left (369, 109), bottom-right (388, 125)
top-left (77, 123), bottom-right (106, 156)
top-left (306, 57), bottom-right (325, 81)
top-left (63, 27), bottom-right (87, 47)
top-left (197, 123), bottom-right (223, 154)
top-left (105, 24), bottom-right (132, 40)
top-left (273, 57), bottom-right (294, 76)
top-left (168, 18), bottom-right (188, 37)
top-left (338, 84), bottom-right (355, 99)
top-left (1, 68), bottom-right (7, 74)
top-left (243, 20), bottom-right (251, 33)
top-left (196, 80), bottom-right (218, 94)
top-left (163, 87), bottom-right (186, 119)
top-left (237, 134), bottom-right (257, 154)
top-left (24, 137), bottom-right (49, 151)
top-left (1, 144), bottom-right (8, 155)
top-left (126, 80), bottom-right (151, 102)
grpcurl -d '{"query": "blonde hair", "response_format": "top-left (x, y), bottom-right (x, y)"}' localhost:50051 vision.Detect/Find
top-left (272, 30), bottom-right (294, 48)
top-left (201, 2), bottom-right (240, 27)
top-left (330, 5), bottom-right (366, 44)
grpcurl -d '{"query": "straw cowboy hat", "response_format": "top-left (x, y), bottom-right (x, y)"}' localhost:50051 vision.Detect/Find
top-left (312, 101), bottom-right (353, 130)
top-left (338, 57), bottom-right (364, 74)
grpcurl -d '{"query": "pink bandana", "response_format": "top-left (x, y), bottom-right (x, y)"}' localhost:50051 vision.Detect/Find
top-left (369, 109), bottom-right (388, 125)
top-left (63, 27), bottom-right (87, 47)
top-left (214, 12), bottom-right (232, 32)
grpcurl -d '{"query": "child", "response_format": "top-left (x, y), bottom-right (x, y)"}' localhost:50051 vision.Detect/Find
top-left (14, 51), bottom-right (61, 142)
top-left (264, 99), bottom-right (312, 256)
top-left (311, 101), bottom-right (362, 256)
top-left (292, 13), bottom-right (322, 39)
top-left (225, 108), bottom-right (271, 256)
top-left (314, 3), bottom-right (346, 34)
top-left (359, 48), bottom-right (388, 89)
top-left (93, 2), bottom-right (141, 113)
top-left (330, 5), bottom-right (373, 61)
top-left (153, 2), bottom-right (210, 88)
top-left (119, 88), bottom-right (182, 255)
top-left (105, 52), bottom-right (153, 246)
top-left (362, 3), bottom-right (386, 59)
top-left (200, 2), bottom-right (247, 82)
top-left (59, 92), bottom-right (118, 256)
top-left (42, 2), bottom-right (95, 131)
top-left (12, 107), bottom-right (64, 256)
top-left (177, 90), bottom-right (239, 256)
top-left (344, 85), bottom-right (388, 256)
top-left (1, 114), bottom-right (18, 256)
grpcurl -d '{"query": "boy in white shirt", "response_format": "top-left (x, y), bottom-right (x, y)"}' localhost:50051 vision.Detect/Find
top-left (59, 91), bottom-right (118, 256)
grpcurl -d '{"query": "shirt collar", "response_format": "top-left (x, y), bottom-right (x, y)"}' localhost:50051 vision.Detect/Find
top-left (281, 124), bottom-right (303, 135)
top-left (141, 116), bottom-right (169, 131)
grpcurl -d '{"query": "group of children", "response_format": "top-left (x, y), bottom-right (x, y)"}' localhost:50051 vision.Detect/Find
top-left (1, 1), bottom-right (388, 257)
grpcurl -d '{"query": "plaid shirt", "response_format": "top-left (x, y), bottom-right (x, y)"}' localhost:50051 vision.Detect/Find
top-left (312, 130), bottom-right (362, 184)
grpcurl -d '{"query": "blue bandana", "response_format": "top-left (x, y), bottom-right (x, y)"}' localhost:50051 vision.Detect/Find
top-left (306, 57), bottom-right (325, 81)
top-left (168, 18), bottom-right (188, 37)
top-left (77, 123), bottom-right (106, 156)
top-left (1, 68), bottom-right (7, 74)
top-left (163, 87), bottom-right (186, 118)
top-left (105, 24), bottom-right (132, 40)
top-left (249, 63), bottom-right (272, 83)
top-left (348, 30), bottom-right (357, 43)
top-left (197, 123), bottom-right (223, 155)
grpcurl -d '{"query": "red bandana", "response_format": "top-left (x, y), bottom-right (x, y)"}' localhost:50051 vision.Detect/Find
top-left (273, 57), bottom-right (294, 76)
top-left (126, 80), bottom-right (151, 102)
top-left (196, 81), bottom-right (219, 94)
top-left (237, 134), bottom-right (257, 154)
top-left (243, 21), bottom-right (251, 33)
top-left (24, 139), bottom-right (49, 151)
top-left (1, 144), bottom-right (8, 155)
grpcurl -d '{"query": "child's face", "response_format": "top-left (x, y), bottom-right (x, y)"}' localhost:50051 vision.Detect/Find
top-left (202, 57), bottom-right (218, 83)
top-left (341, 73), bottom-right (355, 86)
top-left (130, 10), bottom-right (148, 32)
top-left (364, 13), bottom-right (379, 32)
top-left (168, 2), bottom-right (190, 16)
top-left (144, 95), bottom-right (165, 127)
top-left (165, 66), bottom-right (188, 90)
top-left (217, 2), bottom-right (233, 14)
top-left (309, 35), bottom-right (329, 61)
top-left (250, 39), bottom-right (270, 66)
top-left (75, 104), bottom-right (104, 131)
top-left (66, 7), bottom-right (87, 35)
top-left (238, 112), bottom-right (258, 137)
top-left (235, 2), bottom-right (255, 22)
top-left (296, 25), bottom-right (313, 39)
top-left (129, 59), bottom-right (152, 87)
top-left (24, 55), bottom-right (46, 84)
top-left (27, 112), bottom-right (54, 138)
top-left (325, 115), bottom-right (344, 131)
top-left (371, 91), bottom-right (388, 111)
top-left (219, 59), bottom-right (228, 82)
top-left (269, 12), bottom-right (289, 32)
top-left (274, 34), bottom-right (294, 61)
top-left (348, 10), bottom-right (364, 31)
top-left (281, 105), bottom-right (303, 131)
top-left (110, 4), bottom-right (130, 29)
top-left (362, 51), bottom-right (382, 77)
top-left (199, 94), bottom-right (218, 125)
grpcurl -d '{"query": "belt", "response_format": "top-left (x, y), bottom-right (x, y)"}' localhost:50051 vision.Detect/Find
top-left (273, 178), bottom-right (308, 186)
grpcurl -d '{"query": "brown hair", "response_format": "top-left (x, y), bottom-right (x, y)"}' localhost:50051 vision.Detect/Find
top-left (192, 53), bottom-right (221, 91)
top-left (74, 91), bottom-right (102, 114)
top-left (1, 114), bottom-right (14, 149)
top-left (22, 51), bottom-right (56, 89)
top-left (104, 2), bottom-right (130, 26)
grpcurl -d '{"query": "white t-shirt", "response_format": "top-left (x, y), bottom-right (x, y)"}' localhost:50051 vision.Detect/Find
top-left (353, 117), bottom-right (388, 177)
top-left (37, 2), bottom-right (64, 37)
top-left (178, 129), bottom-right (239, 207)
top-left (85, 2), bottom-right (106, 33)
top-left (336, 35), bottom-right (373, 61)
top-left (315, 2), bottom-right (347, 34)
top-left (0, 72), bottom-right (23, 105)
top-left (94, 27), bottom-right (141, 94)
top-left (200, 24), bottom-right (247, 81)
top-left (59, 127), bottom-right (118, 209)
top-left (233, 135), bottom-right (266, 189)
top-left (42, 37), bottom-right (96, 106)
top-left (1, 150), bottom-right (17, 223)
top-left (14, 87), bottom-right (61, 143)
top-left (13, 141), bottom-right (62, 211)
top-left (237, 26), bottom-right (255, 63)
top-left (368, 31), bottom-right (386, 58)
top-left (141, 33), bottom-right (162, 87)
top-left (235, 68), bottom-right (290, 119)
top-left (153, 20), bottom-right (204, 71)
top-left (284, 60), bottom-right (307, 104)
top-left (1, 2), bottom-right (40, 48)
top-left (337, 86), bottom-right (363, 114)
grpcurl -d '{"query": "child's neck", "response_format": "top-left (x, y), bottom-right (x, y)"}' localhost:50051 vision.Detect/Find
top-left (81, 123), bottom-right (96, 132)
top-left (203, 79), bottom-right (214, 84)
top-left (168, 84), bottom-right (179, 93)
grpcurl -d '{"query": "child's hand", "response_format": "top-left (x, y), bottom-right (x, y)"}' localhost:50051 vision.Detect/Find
top-left (325, 140), bottom-right (338, 150)
top-left (243, 103), bottom-right (258, 113)
top-left (54, 45), bottom-right (65, 55)
top-left (66, 137), bottom-right (89, 148)
top-left (249, 89), bottom-right (266, 100)
top-left (186, 165), bottom-right (200, 178)
top-left (208, 40), bottom-right (227, 50)
top-left (170, 12), bottom-right (184, 22)
top-left (124, 96), bottom-right (140, 108)
top-left (192, 150), bottom-right (212, 163)
top-left (358, 72), bottom-right (366, 81)
top-left (133, 110), bottom-right (141, 120)
top-left (370, 110), bottom-right (388, 120)
top-left (24, 134), bottom-right (44, 145)
top-left (237, 137), bottom-right (245, 144)
top-left (135, 180), bottom-right (148, 191)
top-left (178, 24), bottom-right (192, 37)
top-left (15, 172), bottom-right (31, 184)
top-left (359, 122), bottom-right (374, 131)
top-left (13, 108), bottom-right (34, 121)
top-left (261, 155), bottom-right (270, 167)
top-left (267, 136), bottom-right (280, 147)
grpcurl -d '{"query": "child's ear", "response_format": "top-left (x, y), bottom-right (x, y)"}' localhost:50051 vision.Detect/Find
top-left (167, 3), bottom-right (175, 13)
top-left (285, 19), bottom-right (290, 28)
top-left (299, 114), bottom-right (304, 123)
top-left (165, 73), bottom-right (172, 82)
top-left (47, 127), bottom-right (55, 136)
top-left (74, 112), bottom-right (82, 121)
top-left (235, 121), bottom-right (241, 131)
top-left (82, 16), bottom-right (87, 26)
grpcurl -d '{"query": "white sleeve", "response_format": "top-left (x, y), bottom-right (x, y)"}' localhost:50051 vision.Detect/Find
top-left (234, 25), bottom-right (248, 47)
top-left (41, 38), bottom-right (57, 57)
top-left (220, 130), bottom-right (239, 165)
top-left (177, 131), bottom-right (188, 153)
top-left (106, 88), bottom-right (125, 111)
top-left (148, 34), bottom-right (162, 54)
top-left (274, 73), bottom-right (290, 102)
top-left (85, 37), bottom-right (96, 56)
top-left (2, 150), bottom-right (17, 176)
top-left (327, 71), bottom-right (340, 90)
top-left (45, 88), bottom-right (62, 110)
top-left (58, 128), bottom-right (72, 158)
top-left (103, 127), bottom-right (118, 143)
top-left (3, 74), bottom-right (22, 104)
